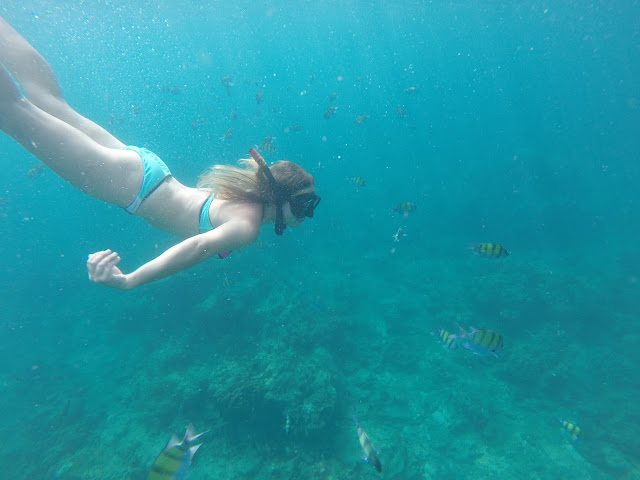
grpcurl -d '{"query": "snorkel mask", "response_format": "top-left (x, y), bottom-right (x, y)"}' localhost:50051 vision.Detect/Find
top-left (290, 191), bottom-right (321, 219)
top-left (248, 148), bottom-right (320, 235)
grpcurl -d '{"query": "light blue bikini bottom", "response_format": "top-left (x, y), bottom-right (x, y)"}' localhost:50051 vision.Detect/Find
top-left (123, 146), bottom-right (171, 214)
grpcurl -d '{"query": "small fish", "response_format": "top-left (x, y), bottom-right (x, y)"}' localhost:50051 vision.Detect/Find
top-left (284, 123), bottom-right (303, 133)
top-left (191, 117), bottom-right (206, 130)
top-left (393, 202), bottom-right (417, 216)
top-left (221, 75), bottom-right (233, 96)
top-left (396, 107), bottom-right (406, 117)
top-left (352, 176), bottom-right (366, 187)
top-left (392, 227), bottom-right (405, 243)
top-left (230, 110), bottom-right (238, 120)
top-left (404, 86), bottom-right (418, 94)
top-left (258, 136), bottom-right (276, 153)
top-left (438, 328), bottom-right (457, 349)
top-left (148, 424), bottom-right (206, 480)
top-left (260, 143), bottom-right (276, 153)
top-left (559, 419), bottom-right (582, 441)
top-left (324, 106), bottom-right (338, 119)
top-left (353, 414), bottom-right (382, 473)
top-left (354, 114), bottom-right (369, 125)
top-left (220, 128), bottom-right (234, 141)
top-left (170, 86), bottom-right (181, 95)
top-left (109, 114), bottom-right (125, 125)
top-left (284, 410), bottom-right (290, 435)
top-left (454, 324), bottom-right (503, 357)
top-left (27, 164), bottom-right (45, 178)
top-left (471, 243), bottom-right (509, 258)
top-left (256, 90), bottom-right (264, 104)
top-left (329, 92), bottom-right (338, 101)
top-left (221, 277), bottom-right (233, 288)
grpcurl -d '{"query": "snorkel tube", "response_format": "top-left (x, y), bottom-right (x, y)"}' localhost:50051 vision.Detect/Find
top-left (248, 148), bottom-right (286, 235)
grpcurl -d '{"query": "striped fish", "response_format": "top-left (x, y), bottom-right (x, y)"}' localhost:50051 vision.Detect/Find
top-left (148, 424), bottom-right (206, 480)
top-left (324, 106), bottom-right (338, 119)
top-left (454, 324), bottom-right (503, 357)
top-left (438, 329), bottom-right (457, 350)
top-left (353, 414), bottom-right (382, 473)
top-left (393, 202), bottom-right (417, 215)
top-left (471, 242), bottom-right (509, 258)
top-left (258, 136), bottom-right (276, 153)
top-left (352, 176), bottom-right (367, 187)
top-left (559, 419), bottom-right (582, 441)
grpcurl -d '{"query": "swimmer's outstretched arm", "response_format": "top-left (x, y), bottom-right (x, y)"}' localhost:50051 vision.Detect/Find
top-left (87, 221), bottom-right (260, 290)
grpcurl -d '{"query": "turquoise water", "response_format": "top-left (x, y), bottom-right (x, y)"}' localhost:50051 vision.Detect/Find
top-left (1, 2), bottom-right (639, 479)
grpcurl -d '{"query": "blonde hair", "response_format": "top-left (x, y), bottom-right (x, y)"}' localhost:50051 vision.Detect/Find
top-left (198, 158), bottom-right (314, 204)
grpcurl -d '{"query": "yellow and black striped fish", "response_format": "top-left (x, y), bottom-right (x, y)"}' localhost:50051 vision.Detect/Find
top-left (220, 127), bottom-right (234, 141)
top-left (259, 143), bottom-right (276, 153)
top-left (471, 243), bottom-right (509, 258)
top-left (352, 176), bottom-right (367, 187)
top-left (258, 136), bottom-right (277, 153)
top-left (148, 424), bottom-right (206, 480)
top-left (455, 324), bottom-right (503, 357)
top-left (437, 329), bottom-right (457, 350)
top-left (324, 106), bottom-right (338, 119)
top-left (559, 419), bottom-right (582, 441)
top-left (393, 202), bottom-right (417, 215)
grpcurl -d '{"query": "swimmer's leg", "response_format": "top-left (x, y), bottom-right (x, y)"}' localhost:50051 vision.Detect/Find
top-left (0, 16), bottom-right (122, 148)
top-left (0, 62), bottom-right (142, 206)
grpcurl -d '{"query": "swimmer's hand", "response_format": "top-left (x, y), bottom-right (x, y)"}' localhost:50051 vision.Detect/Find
top-left (87, 249), bottom-right (131, 290)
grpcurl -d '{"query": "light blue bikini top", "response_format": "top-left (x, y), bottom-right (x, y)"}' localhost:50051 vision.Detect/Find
top-left (198, 196), bottom-right (231, 259)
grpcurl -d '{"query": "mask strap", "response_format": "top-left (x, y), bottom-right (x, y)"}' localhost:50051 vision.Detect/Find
top-left (248, 148), bottom-right (286, 235)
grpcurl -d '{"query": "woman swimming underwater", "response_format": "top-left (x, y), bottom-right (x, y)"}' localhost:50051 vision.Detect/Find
top-left (0, 16), bottom-right (320, 290)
